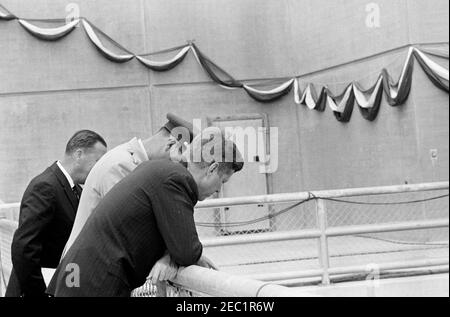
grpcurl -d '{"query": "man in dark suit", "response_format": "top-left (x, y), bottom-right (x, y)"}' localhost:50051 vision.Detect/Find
top-left (6, 130), bottom-right (107, 297)
top-left (49, 130), bottom-right (243, 296)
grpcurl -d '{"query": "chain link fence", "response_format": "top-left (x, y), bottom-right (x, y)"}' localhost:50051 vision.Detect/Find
top-left (196, 189), bottom-right (449, 277)
top-left (1, 186), bottom-right (448, 296)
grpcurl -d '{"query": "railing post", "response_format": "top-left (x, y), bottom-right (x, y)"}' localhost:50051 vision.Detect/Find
top-left (316, 198), bottom-right (331, 285)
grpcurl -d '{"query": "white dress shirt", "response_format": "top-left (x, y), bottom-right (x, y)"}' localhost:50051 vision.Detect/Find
top-left (56, 161), bottom-right (75, 189)
top-left (138, 139), bottom-right (149, 161)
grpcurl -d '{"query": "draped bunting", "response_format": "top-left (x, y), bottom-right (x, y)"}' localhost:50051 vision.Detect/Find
top-left (136, 45), bottom-right (191, 71)
top-left (0, 4), bottom-right (14, 20)
top-left (326, 84), bottom-right (354, 113)
top-left (297, 84), bottom-right (327, 112)
top-left (293, 78), bottom-right (302, 104)
top-left (82, 19), bottom-right (134, 63)
top-left (294, 46), bottom-right (448, 121)
top-left (353, 75), bottom-right (384, 121)
top-left (18, 19), bottom-right (79, 41)
top-left (413, 48), bottom-right (449, 91)
top-left (243, 79), bottom-right (294, 102)
top-left (191, 43), bottom-right (243, 88)
top-left (326, 84), bottom-right (355, 122)
top-left (0, 2), bottom-right (448, 123)
top-left (381, 47), bottom-right (415, 106)
top-left (419, 47), bottom-right (450, 59)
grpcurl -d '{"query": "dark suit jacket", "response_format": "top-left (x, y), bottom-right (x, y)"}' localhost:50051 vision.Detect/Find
top-left (6, 162), bottom-right (80, 297)
top-left (48, 160), bottom-right (202, 297)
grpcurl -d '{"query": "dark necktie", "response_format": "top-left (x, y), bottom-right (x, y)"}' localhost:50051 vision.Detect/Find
top-left (72, 185), bottom-right (81, 201)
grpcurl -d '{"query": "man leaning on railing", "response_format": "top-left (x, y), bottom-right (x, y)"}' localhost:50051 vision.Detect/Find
top-left (47, 129), bottom-right (243, 296)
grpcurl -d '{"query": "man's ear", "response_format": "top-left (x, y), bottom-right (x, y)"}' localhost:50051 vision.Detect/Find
top-left (164, 137), bottom-right (177, 152)
top-left (207, 162), bottom-right (219, 175)
top-left (73, 149), bottom-right (83, 160)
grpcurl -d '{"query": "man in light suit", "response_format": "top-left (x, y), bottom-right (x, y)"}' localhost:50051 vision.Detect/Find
top-left (49, 131), bottom-right (243, 296)
top-left (52, 114), bottom-right (199, 296)
top-left (62, 113), bottom-right (194, 258)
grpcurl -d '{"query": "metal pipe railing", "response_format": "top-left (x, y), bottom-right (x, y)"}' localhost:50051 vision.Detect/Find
top-left (246, 258), bottom-right (450, 282)
top-left (197, 181), bottom-right (449, 285)
top-left (274, 265), bottom-right (450, 286)
top-left (202, 228), bottom-right (321, 247)
top-left (326, 218), bottom-right (449, 237)
top-left (201, 218), bottom-right (449, 247)
top-left (171, 265), bottom-right (316, 297)
top-left (2, 181), bottom-right (448, 288)
top-left (0, 202), bottom-right (19, 210)
top-left (317, 199), bottom-right (331, 284)
top-left (196, 182), bottom-right (449, 209)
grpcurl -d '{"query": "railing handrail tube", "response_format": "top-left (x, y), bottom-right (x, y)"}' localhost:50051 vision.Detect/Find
top-left (195, 182), bottom-right (449, 209)
top-left (201, 218), bottom-right (449, 247)
top-left (172, 265), bottom-right (316, 297)
top-left (246, 258), bottom-right (450, 281)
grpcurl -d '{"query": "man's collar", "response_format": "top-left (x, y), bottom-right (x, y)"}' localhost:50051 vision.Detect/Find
top-left (137, 139), bottom-right (150, 161)
top-left (56, 161), bottom-right (75, 188)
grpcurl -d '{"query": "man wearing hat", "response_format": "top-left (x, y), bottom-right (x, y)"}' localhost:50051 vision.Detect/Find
top-left (49, 114), bottom-right (203, 296)
top-left (49, 129), bottom-right (243, 297)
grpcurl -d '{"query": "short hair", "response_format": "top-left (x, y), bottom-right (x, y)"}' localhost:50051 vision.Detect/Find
top-left (188, 128), bottom-right (244, 174)
top-left (65, 130), bottom-right (107, 155)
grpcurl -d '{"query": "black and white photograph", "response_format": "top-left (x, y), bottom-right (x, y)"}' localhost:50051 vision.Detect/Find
top-left (0, 0), bottom-right (448, 301)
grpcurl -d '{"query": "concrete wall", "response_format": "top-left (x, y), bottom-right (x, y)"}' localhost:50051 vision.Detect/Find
top-left (0, 0), bottom-right (448, 204)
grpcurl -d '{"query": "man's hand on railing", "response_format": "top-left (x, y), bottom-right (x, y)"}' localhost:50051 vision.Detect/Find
top-left (148, 252), bottom-right (179, 284)
top-left (196, 254), bottom-right (218, 270)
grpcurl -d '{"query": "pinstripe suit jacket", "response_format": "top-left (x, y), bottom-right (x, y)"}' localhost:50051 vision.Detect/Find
top-left (48, 160), bottom-right (202, 297)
